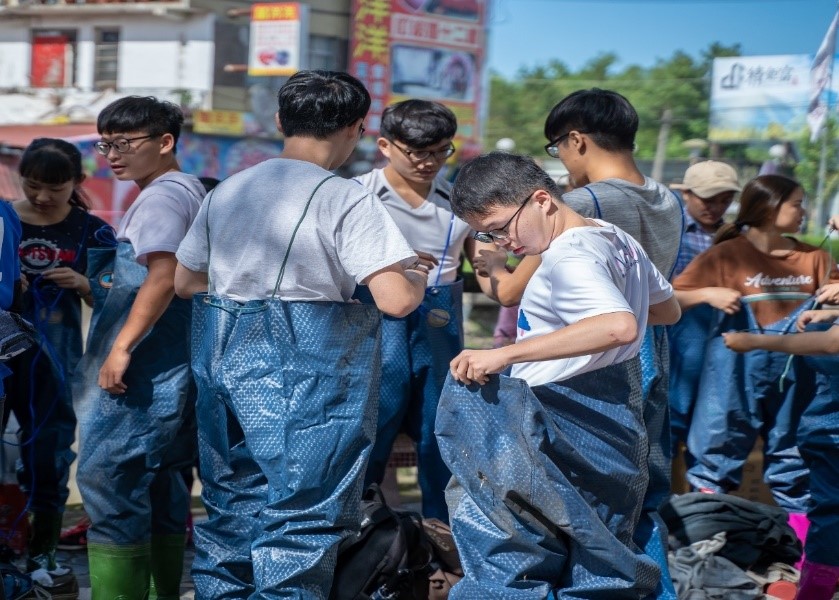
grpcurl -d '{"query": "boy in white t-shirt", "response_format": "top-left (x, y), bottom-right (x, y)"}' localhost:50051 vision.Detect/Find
top-left (437, 152), bottom-right (680, 598)
top-left (354, 99), bottom-right (491, 521)
top-left (73, 96), bottom-right (206, 598)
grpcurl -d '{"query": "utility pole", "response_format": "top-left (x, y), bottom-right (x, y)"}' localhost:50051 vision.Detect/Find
top-left (651, 107), bottom-right (672, 183)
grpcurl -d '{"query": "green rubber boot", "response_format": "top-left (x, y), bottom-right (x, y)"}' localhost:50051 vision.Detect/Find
top-left (148, 534), bottom-right (186, 600)
top-left (28, 512), bottom-right (80, 599)
top-left (87, 542), bottom-right (151, 600)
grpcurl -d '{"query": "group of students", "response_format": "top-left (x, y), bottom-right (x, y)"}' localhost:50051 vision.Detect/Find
top-left (0, 67), bottom-right (836, 600)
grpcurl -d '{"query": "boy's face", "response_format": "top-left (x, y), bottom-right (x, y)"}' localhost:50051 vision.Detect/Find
top-left (96, 130), bottom-right (167, 183)
top-left (546, 130), bottom-right (590, 188)
top-left (378, 137), bottom-right (454, 184)
top-left (465, 191), bottom-right (552, 256)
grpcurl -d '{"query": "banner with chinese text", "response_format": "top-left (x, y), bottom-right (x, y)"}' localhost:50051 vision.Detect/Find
top-left (248, 2), bottom-right (309, 76)
top-left (349, 0), bottom-right (487, 149)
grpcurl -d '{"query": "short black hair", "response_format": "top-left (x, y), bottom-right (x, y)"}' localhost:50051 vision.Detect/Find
top-left (544, 88), bottom-right (638, 152)
top-left (97, 96), bottom-right (185, 153)
top-left (277, 70), bottom-right (370, 139)
top-left (380, 99), bottom-right (457, 148)
top-left (451, 152), bottom-right (560, 218)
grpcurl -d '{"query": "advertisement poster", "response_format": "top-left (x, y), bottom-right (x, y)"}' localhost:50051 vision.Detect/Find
top-left (709, 54), bottom-right (830, 142)
top-left (248, 2), bottom-right (309, 77)
top-left (349, 0), bottom-right (487, 148)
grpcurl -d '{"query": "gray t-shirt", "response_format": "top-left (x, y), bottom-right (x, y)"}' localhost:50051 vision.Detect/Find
top-left (117, 171), bottom-right (206, 265)
top-left (563, 177), bottom-right (683, 278)
top-left (353, 168), bottom-right (471, 286)
top-left (176, 158), bottom-right (417, 302)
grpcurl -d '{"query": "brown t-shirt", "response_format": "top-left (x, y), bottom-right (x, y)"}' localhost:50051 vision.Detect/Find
top-left (673, 235), bottom-right (839, 328)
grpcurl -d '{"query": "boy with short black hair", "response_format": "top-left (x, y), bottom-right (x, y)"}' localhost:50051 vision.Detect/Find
top-left (175, 70), bottom-right (428, 597)
top-left (74, 95), bottom-right (205, 598)
top-left (354, 99), bottom-right (492, 521)
top-left (437, 151), bottom-right (680, 597)
top-left (477, 88), bottom-right (683, 598)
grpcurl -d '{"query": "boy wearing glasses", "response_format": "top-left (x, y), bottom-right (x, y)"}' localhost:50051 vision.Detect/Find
top-left (438, 152), bottom-right (680, 597)
top-left (475, 88), bottom-right (683, 598)
top-left (354, 99), bottom-right (492, 521)
top-left (74, 96), bottom-right (205, 598)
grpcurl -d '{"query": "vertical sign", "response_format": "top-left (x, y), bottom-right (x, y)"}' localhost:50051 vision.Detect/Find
top-left (248, 2), bottom-right (308, 76)
top-left (350, 0), bottom-right (487, 146)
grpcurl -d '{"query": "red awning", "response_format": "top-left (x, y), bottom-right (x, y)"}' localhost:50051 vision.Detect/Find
top-left (0, 123), bottom-right (99, 149)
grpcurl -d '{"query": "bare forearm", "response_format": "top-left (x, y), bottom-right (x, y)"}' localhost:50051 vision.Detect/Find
top-left (498, 312), bottom-right (638, 366)
top-left (174, 263), bottom-right (208, 299)
top-left (112, 272), bottom-right (175, 352)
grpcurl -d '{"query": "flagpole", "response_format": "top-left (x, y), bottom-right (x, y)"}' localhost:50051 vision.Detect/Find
top-left (809, 5), bottom-right (839, 232)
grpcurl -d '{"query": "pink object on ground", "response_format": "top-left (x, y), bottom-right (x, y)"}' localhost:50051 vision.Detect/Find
top-left (788, 512), bottom-right (811, 569)
top-left (794, 560), bottom-right (839, 600)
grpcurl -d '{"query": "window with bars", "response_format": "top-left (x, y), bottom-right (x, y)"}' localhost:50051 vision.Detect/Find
top-left (93, 29), bottom-right (119, 90)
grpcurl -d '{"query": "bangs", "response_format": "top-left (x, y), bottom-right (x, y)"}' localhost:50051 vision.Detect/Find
top-left (19, 147), bottom-right (77, 185)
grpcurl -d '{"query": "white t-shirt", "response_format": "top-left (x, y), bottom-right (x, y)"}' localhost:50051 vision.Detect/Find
top-left (511, 220), bottom-right (673, 387)
top-left (354, 169), bottom-right (471, 286)
top-left (176, 159), bottom-right (417, 302)
top-left (117, 171), bottom-right (206, 265)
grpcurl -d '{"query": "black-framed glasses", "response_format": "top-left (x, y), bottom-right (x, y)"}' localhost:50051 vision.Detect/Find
top-left (544, 131), bottom-right (587, 158)
top-left (392, 142), bottom-right (456, 162)
top-left (94, 135), bottom-right (156, 156)
top-left (473, 192), bottom-right (535, 243)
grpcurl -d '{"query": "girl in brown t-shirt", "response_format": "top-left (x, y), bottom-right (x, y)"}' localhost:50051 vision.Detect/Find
top-left (672, 174), bottom-right (839, 561)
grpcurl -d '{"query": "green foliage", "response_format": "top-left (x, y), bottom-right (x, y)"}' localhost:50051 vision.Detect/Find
top-left (487, 43), bottom-right (741, 158)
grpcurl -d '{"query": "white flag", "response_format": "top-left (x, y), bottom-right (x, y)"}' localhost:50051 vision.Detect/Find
top-left (808, 10), bottom-right (839, 142)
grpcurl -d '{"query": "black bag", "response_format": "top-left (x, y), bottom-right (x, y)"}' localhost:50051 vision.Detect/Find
top-left (331, 485), bottom-right (433, 600)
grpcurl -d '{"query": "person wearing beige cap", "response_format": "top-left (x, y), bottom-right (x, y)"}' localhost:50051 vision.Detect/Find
top-left (667, 160), bottom-right (741, 473)
top-left (670, 160), bottom-right (742, 278)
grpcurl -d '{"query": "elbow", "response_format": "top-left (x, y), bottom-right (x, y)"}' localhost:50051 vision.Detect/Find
top-left (611, 314), bottom-right (639, 345)
top-left (376, 295), bottom-right (420, 318)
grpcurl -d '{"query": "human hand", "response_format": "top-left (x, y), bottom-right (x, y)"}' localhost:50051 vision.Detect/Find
top-left (450, 348), bottom-right (509, 385)
top-left (43, 267), bottom-right (90, 295)
top-left (703, 287), bottom-right (742, 314)
top-left (816, 282), bottom-right (839, 305)
top-left (828, 214), bottom-right (839, 231)
top-left (797, 309), bottom-right (839, 331)
top-left (471, 249), bottom-right (508, 277)
top-left (19, 274), bottom-right (29, 294)
top-left (722, 331), bottom-right (758, 353)
top-left (98, 347), bottom-right (131, 394)
top-left (411, 251), bottom-right (439, 274)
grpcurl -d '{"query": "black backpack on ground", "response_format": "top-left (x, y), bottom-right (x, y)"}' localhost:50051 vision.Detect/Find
top-left (330, 485), bottom-right (433, 600)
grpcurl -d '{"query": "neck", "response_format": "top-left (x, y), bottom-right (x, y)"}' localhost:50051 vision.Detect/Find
top-left (585, 150), bottom-right (645, 185)
top-left (136, 158), bottom-right (179, 190)
top-left (281, 137), bottom-right (343, 171)
top-left (744, 226), bottom-right (791, 253)
top-left (382, 165), bottom-right (433, 204)
top-left (552, 202), bottom-right (589, 239)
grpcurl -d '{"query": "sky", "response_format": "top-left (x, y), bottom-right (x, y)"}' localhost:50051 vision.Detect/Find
top-left (487, 0), bottom-right (837, 78)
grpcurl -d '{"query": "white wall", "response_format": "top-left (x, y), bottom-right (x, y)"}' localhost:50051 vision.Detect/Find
top-left (0, 11), bottom-right (215, 104)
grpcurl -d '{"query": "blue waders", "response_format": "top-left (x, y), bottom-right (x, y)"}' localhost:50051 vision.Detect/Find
top-left (189, 175), bottom-right (383, 599)
top-left (666, 304), bottom-right (714, 458)
top-left (364, 280), bottom-right (463, 522)
top-left (797, 332), bottom-right (839, 566)
top-left (686, 300), bottom-right (816, 512)
top-left (74, 242), bottom-right (196, 599)
top-left (436, 361), bottom-right (661, 599)
top-left (638, 326), bottom-right (677, 600)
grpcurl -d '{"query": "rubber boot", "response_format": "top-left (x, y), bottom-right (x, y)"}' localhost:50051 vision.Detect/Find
top-left (148, 534), bottom-right (185, 600)
top-left (87, 542), bottom-right (151, 600)
top-left (28, 512), bottom-right (64, 568)
top-left (795, 560), bottom-right (839, 600)
top-left (788, 512), bottom-right (810, 569)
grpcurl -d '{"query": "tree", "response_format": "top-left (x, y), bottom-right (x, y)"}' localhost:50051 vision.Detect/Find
top-left (486, 43), bottom-right (741, 160)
